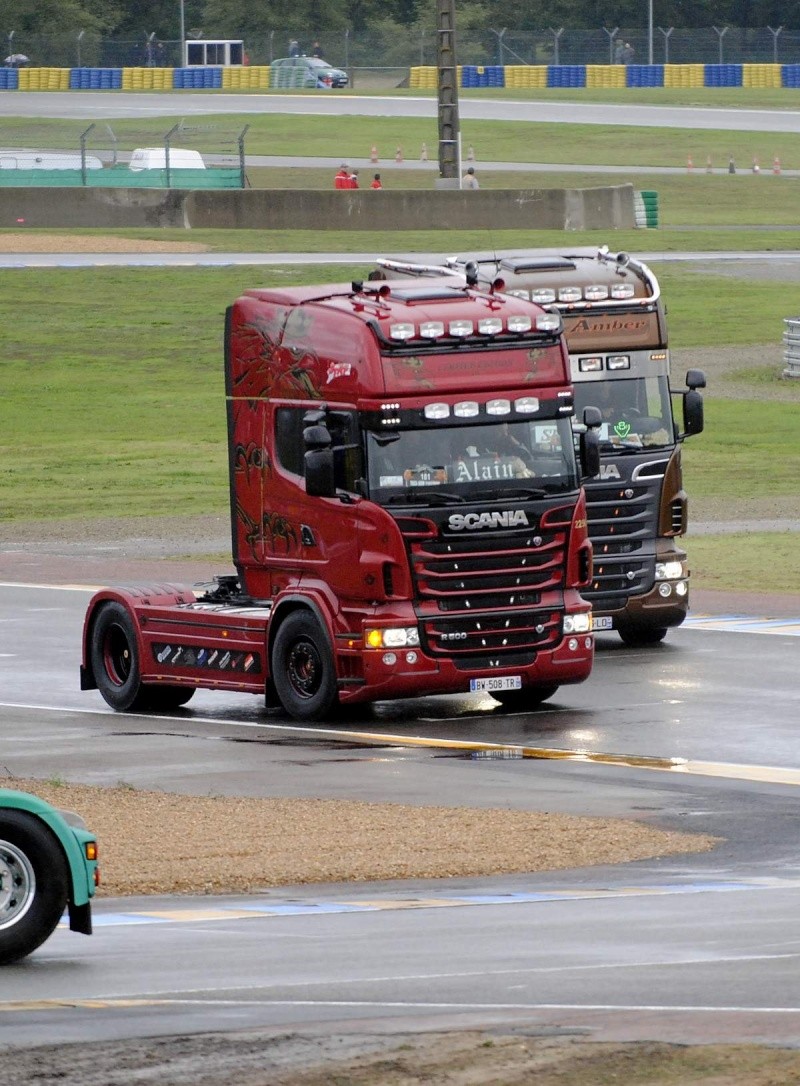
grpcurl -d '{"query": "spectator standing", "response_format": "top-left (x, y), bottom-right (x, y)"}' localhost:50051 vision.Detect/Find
top-left (311, 40), bottom-right (324, 58)
top-left (623, 42), bottom-right (635, 64)
top-left (613, 39), bottom-right (624, 64)
top-left (370, 173), bottom-right (382, 189)
top-left (288, 39), bottom-right (300, 57)
top-left (348, 169), bottom-right (360, 189)
top-left (334, 164), bottom-right (350, 189)
top-left (461, 166), bottom-right (479, 189)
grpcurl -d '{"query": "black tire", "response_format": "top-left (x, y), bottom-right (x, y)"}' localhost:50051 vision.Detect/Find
top-left (143, 686), bottom-right (196, 711)
top-left (0, 811), bottom-right (70, 965)
top-left (271, 612), bottom-right (339, 722)
top-left (90, 601), bottom-right (149, 711)
top-left (618, 626), bottom-right (668, 647)
top-left (492, 684), bottom-right (559, 710)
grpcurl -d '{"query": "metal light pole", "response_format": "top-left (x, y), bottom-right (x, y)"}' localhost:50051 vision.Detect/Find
top-left (648, 0), bottom-right (653, 64)
top-left (179, 0), bottom-right (185, 65)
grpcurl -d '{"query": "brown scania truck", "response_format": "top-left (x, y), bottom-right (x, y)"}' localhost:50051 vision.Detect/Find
top-left (373, 248), bottom-right (705, 646)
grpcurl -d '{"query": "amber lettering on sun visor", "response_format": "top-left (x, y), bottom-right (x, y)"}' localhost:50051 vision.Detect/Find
top-left (564, 312), bottom-right (659, 351)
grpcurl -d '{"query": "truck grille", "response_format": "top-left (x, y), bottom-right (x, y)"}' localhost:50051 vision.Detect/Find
top-left (583, 479), bottom-right (660, 602)
top-left (396, 515), bottom-right (567, 660)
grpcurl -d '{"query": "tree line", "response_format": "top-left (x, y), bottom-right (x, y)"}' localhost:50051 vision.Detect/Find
top-left (2, 0), bottom-right (796, 49)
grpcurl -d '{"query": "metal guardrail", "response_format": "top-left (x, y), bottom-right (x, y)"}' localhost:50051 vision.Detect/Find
top-left (782, 317), bottom-right (800, 378)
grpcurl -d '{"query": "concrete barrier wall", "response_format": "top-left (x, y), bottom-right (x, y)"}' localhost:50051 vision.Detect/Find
top-left (0, 184), bottom-right (636, 231)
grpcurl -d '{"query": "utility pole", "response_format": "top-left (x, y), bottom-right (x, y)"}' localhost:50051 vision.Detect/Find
top-left (436, 0), bottom-right (460, 186)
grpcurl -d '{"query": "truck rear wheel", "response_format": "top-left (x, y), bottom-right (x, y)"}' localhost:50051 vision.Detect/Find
top-left (618, 625), bottom-right (668, 647)
top-left (90, 601), bottom-right (150, 711)
top-left (0, 811), bottom-right (69, 965)
top-left (91, 603), bottom-right (197, 711)
top-left (271, 612), bottom-right (338, 722)
top-left (492, 684), bottom-right (559, 711)
top-left (144, 686), bottom-right (196, 711)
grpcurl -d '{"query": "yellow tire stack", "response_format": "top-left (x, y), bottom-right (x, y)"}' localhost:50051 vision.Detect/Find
top-left (742, 63), bottom-right (781, 88)
top-left (503, 65), bottom-right (548, 89)
top-left (586, 64), bottom-right (626, 88)
top-left (222, 66), bottom-right (269, 90)
top-left (664, 64), bottom-right (704, 87)
top-left (19, 67), bottom-right (70, 90)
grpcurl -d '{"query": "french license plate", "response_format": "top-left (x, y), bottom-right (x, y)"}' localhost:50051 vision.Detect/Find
top-left (592, 616), bottom-right (614, 631)
top-left (470, 675), bottom-right (522, 693)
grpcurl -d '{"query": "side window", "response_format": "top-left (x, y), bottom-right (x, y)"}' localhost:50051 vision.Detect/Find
top-left (275, 407), bottom-right (305, 477)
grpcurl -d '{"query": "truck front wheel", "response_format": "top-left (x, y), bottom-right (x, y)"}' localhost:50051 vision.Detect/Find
top-left (271, 612), bottom-right (339, 722)
top-left (90, 601), bottom-right (149, 711)
top-left (0, 811), bottom-right (70, 965)
top-left (618, 625), bottom-right (668, 647)
top-left (492, 684), bottom-right (559, 711)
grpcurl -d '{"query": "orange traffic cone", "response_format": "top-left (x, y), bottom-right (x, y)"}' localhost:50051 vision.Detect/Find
top-left (395, 145), bottom-right (404, 163)
top-left (370, 145), bottom-right (378, 164)
top-left (467, 144), bottom-right (475, 161)
top-left (706, 155), bottom-right (713, 173)
top-left (687, 154), bottom-right (694, 172)
top-left (773, 155), bottom-right (781, 175)
top-left (420, 142), bottom-right (428, 162)
top-left (752, 156), bottom-right (760, 174)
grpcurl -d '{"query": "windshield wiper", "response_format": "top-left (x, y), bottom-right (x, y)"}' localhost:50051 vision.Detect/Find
top-left (383, 489), bottom-right (466, 505)
top-left (475, 486), bottom-right (549, 500)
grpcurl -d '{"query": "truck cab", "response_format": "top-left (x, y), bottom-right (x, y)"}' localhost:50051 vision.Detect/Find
top-left (82, 279), bottom-right (598, 721)
top-left (372, 249), bottom-right (706, 646)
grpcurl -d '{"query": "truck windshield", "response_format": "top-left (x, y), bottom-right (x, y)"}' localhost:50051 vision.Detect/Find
top-left (573, 376), bottom-right (674, 449)
top-left (366, 418), bottom-right (579, 501)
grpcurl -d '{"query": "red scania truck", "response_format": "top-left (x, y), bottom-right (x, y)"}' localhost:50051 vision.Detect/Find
top-left (81, 279), bottom-right (599, 721)
top-left (373, 249), bottom-right (705, 646)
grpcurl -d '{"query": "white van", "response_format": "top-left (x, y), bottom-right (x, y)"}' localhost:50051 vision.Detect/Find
top-left (129, 147), bottom-right (206, 171)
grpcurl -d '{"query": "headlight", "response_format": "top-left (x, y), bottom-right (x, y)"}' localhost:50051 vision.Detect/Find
top-left (365, 626), bottom-right (420, 649)
top-left (563, 613), bottom-right (592, 635)
top-left (655, 561), bottom-right (683, 581)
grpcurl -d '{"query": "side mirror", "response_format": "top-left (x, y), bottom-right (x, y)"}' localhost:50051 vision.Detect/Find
top-left (685, 368), bottom-right (706, 391)
top-left (682, 389), bottom-right (704, 437)
top-left (303, 423), bottom-right (331, 451)
top-left (580, 429), bottom-right (601, 479)
top-left (304, 448), bottom-right (335, 497)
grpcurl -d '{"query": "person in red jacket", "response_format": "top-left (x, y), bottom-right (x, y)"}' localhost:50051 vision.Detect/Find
top-left (334, 164), bottom-right (350, 189)
top-left (370, 173), bottom-right (382, 189)
top-left (348, 169), bottom-right (360, 189)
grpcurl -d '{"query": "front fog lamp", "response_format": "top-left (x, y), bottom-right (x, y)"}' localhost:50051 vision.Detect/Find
top-left (365, 626), bottom-right (420, 649)
top-left (655, 561), bottom-right (683, 581)
top-left (563, 613), bottom-right (592, 635)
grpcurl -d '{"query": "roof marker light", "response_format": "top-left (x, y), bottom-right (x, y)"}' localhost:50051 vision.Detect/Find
top-left (478, 317), bottom-right (503, 335)
top-left (507, 315), bottom-right (532, 333)
top-left (558, 286), bottom-right (582, 302)
top-left (454, 401), bottom-right (480, 418)
top-left (420, 320), bottom-right (445, 338)
top-left (424, 402), bottom-right (450, 419)
top-left (449, 319), bottom-right (473, 337)
top-left (607, 355), bottom-right (630, 370)
top-left (611, 283), bottom-right (635, 299)
top-left (486, 399), bottom-right (511, 415)
top-left (531, 288), bottom-right (556, 303)
top-left (535, 313), bottom-right (562, 333)
top-left (514, 397), bottom-right (539, 413)
top-left (389, 322), bottom-right (415, 340)
top-left (585, 285), bottom-right (609, 300)
top-left (507, 289), bottom-right (530, 300)
top-left (578, 356), bottom-right (603, 373)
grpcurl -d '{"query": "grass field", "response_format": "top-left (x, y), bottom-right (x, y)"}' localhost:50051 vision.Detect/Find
top-left (1, 87), bottom-right (799, 594)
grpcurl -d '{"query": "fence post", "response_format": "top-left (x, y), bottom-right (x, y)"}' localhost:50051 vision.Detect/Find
top-left (164, 121), bottom-right (181, 189)
top-left (79, 123), bottom-right (95, 187)
top-left (238, 124), bottom-right (249, 189)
